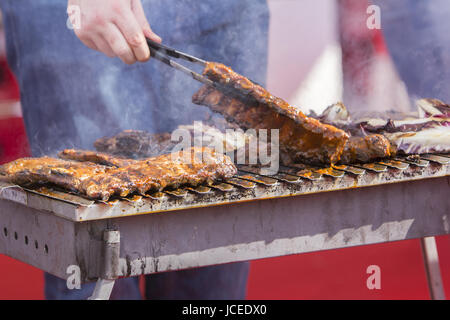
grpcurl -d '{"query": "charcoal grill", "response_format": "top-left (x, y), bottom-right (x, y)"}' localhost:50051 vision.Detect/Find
top-left (0, 154), bottom-right (449, 299)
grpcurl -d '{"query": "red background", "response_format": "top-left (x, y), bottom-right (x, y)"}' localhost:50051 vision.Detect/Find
top-left (0, 49), bottom-right (449, 300)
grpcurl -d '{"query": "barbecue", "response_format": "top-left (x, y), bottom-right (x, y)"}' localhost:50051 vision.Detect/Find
top-left (93, 123), bottom-right (248, 160)
top-left (193, 64), bottom-right (349, 165)
top-left (94, 125), bottom-right (397, 170)
top-left (338, 135), bottom-right (394, 164)
top-left (0, 51), bottom-right (448, 204)
top-left (94, 130), bottom-right (175, 159)
top-left (1, 150), bottom-right (448, 209)
top-left (59, 149), bottom-right (138, 167)
top-left (0, 147), bottom-right (237, 201)
top-left (0, 40), bottom-right (449, 299)
top-left (0, 157), bottom-right (110, 193)
top-left (0, 150), bottom-right (448, 299)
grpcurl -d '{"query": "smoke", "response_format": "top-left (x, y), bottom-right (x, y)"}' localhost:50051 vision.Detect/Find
top-left (3, 0), bottom-right (450, 160)
top-left (84, 0), bottom-right (270, 149)
top-left (0, 0), bottom-right (270, 157)
top-left (344, 0), bottom-right (450, 113)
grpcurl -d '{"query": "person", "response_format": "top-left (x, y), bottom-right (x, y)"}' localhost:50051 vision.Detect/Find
top-left (371, 0), bottom-right (450, 103)
top-left (0, 0), bottom-right (269, 299)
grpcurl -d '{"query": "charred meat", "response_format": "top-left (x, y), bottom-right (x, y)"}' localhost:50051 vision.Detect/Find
top-left (94, 130), bottom-right (176, 159)
top-left (193, 62), bottom-right (349, 165)
top-left (339, 135), bottom-right (395, 164)
top-left (59, 149), bottom-right (138, 167)
top-left (78, 147), bottom-right (237, 200)
top-left (94, 123), bottom-right (249, 160)
top-left (1, 147), bottom-right (237, 201)
top-left (0, 157), bottom-right (110, 193)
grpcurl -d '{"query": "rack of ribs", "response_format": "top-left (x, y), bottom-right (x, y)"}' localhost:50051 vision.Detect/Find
top-left (90, 125), bottom-right (394, 166)
top-left (0, 157), bottom-right (110, 193)
top-left (192, 62), bottom-right (349, 165)
top-left (1, 147), bottom-right (237, 201)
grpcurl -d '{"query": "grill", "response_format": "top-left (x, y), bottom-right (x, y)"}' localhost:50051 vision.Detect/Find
top-left (0, 154), bottom-right (448, 221)
top-left (0, 153), bottom-right (449, 299)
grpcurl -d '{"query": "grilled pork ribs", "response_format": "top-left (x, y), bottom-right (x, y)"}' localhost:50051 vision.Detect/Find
top-left (193, 62), bottom-right (350, 165)
top-left (0, 147), bottom-right (237, 201)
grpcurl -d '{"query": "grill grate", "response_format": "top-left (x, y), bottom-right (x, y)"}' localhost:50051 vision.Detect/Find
top-left (36, 153), bottom-right (450, 200)
top-left (152, 153), bottom-right (449, 199)
top-left (0, 153), bottom-right (448, 221)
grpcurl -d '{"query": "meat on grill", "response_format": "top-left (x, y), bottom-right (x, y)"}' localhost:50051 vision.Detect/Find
top-left (192, 62), bottom-right (349, 165)
top-left (59, 149), bottom-right (138, 167)
top-left (338, 135), bottom-right (395, 164)
top-left (94, 130), bottom-right (176, 159)
top-left (78, 147), bottom-right (236, 200)
top-left (1, 147), bottom-right (237, 201)
top-left (0, 157), bottom-right (110, 193)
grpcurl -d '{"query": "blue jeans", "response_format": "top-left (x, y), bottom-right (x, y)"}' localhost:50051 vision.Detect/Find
top-left (372, 0), bottom-right (450, 102)
top-left (1, 0), bottom-right (269, 299)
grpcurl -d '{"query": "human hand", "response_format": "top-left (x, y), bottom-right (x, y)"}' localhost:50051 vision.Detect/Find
top-left (67, 0), bottom-right (162, 64)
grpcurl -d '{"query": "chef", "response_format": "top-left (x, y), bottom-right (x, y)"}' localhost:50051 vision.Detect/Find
top-left (0, 0), bottom-right (269, 299)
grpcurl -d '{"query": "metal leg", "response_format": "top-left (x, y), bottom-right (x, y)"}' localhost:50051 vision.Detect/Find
top-left (421, 236), bottom-right (446, 300)
top-left (88, 228), bottom-right (121, 300)
top-left (88, 279), bottom-right (116, 300)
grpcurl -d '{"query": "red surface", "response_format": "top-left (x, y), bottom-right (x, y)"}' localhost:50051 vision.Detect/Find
top-left (0, 53), bottom-right (449, 300)
top-left (247, 240), bottom-right (434, 300)
top-left (0, 256), bottom-right (44, 300)
top-left (0, 58), bottom-right (41, 300)
top-left (0, 60), bottom-right (20, 101)
top-left (0, 117), bottom-right (30, 164)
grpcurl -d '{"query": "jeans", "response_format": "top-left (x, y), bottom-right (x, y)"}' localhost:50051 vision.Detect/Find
top-left (1, 0), bottom-right (269, 299)
top-left (372, 0), bottom-right (450, 102)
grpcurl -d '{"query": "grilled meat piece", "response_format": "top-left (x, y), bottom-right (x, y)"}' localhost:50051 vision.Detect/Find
top-left (1, 148), bottom-right (236, 201)
top-left (0, 157), bottom-right (109, 192)
top-left (193, 62), bottom-right (349, 165)
top-left (93, 122), bottom-right (247, 160)
top-left (59, 149), bottom-right (138, 167)
top-left (339, 135), bottom-right (395, 164)
top-left (94, 130), bottom-right (175, 159)
top-left (79, 147), bottom-right (237, 200)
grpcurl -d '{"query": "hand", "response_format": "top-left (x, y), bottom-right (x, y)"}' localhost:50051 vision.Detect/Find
top-left (67, 0), bottom-right (162, 64)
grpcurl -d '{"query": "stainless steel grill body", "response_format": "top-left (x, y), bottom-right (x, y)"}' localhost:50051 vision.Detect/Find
top-left (0, 156), bottom-right (448, 285)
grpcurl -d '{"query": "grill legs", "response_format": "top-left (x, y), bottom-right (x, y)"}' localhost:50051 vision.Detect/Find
top-left (88, 279), bottom-right (116, 300)
top-left (421, 237), bottom-right (446, 300)
top-left (88, 229), bottom-right (121, 300)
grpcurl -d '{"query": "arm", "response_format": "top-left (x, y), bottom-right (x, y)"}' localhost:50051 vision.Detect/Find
top-left (67, 0), bottom-right (161, 64)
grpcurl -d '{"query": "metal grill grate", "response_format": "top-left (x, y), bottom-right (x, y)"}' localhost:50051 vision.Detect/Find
top-left (0, 154), bottom-right (448, 222)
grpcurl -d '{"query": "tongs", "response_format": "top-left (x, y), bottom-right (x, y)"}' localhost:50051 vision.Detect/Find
top-left (146, 38), bottom-right (255, 103)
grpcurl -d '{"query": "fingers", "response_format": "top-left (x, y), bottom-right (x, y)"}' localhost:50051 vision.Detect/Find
top-left (76, 20), bottom-right (135, 63)
top-left (70, 0), bottom-right (161, 64)
top-left (113, 5), bottom-right (150, 62)
top-left (90, 34), bottom-right (116, 58)
top-left (131, 0), bottom-right (162, 43)
top-left (78, 37), bottom-right (99, 52)
top-left (102, 23), bottom-right (137, 64)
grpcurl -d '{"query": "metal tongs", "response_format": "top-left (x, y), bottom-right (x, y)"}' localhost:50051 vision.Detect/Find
top-left (146, 38), bottom-right (256, 103)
